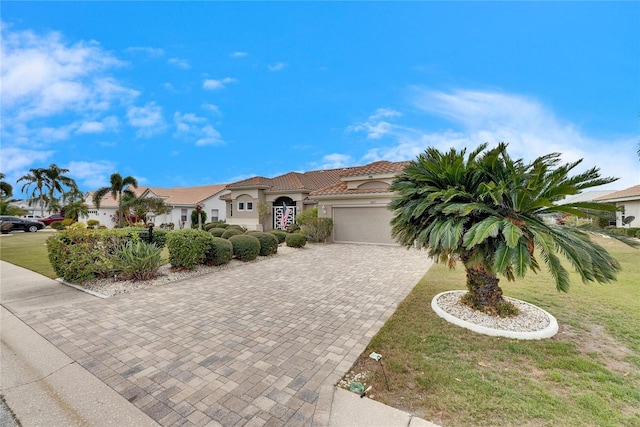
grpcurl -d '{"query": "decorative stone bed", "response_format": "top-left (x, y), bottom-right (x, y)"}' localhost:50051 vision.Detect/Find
top-left (432, 290), bottom-right (558, 340)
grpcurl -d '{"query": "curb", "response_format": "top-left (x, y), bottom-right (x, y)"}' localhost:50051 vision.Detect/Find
top-left (431, 291), bottom-right (559, 340)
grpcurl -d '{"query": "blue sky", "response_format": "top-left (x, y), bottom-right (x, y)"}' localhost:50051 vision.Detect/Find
top-left (2, 1), bottom-right (639, 198)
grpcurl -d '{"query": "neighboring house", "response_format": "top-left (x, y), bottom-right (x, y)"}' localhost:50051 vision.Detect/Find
top-left (223, 160), bottom-right (409, 245)
top-left (593, 185), bottom-right (640, 227)
top-left (86, 184), bottom-right (228, 229)
top-left (551, 190), bottom-right (618, 225)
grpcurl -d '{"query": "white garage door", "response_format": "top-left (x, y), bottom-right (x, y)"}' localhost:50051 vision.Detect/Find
top-left (333, 206), bottom-right (396, 245)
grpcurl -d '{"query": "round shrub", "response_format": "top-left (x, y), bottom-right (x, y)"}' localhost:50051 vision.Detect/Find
top-left (221, 228), bottom-right (243, 239)
top-left (267, 230), bottom-right (286, 244)
top-left (226, 224), bottom-right (246, 232)
top-left (285, 233), bottom-right (307, 248)
top-left (51, 221), bottom-right (65, 230)
top-left (251, 232), bottom-right (278, 256)
top-left (205, 237), bottom-right (233, 266)
top-left (208, 227), bottom-right (226, 237)
top-left (166, 229), bottom-right (214, 269)
top-left (228, 234), bottom-right (260, 262)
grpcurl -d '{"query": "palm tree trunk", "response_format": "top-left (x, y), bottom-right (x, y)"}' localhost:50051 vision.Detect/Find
top-left (463, 264), bottom-right (504, 309)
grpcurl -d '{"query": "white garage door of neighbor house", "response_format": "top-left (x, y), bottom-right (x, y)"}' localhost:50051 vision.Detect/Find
top-left (333, 206), bottom-right (396, 245)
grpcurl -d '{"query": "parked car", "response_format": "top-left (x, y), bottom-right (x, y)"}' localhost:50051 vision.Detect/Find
top-left (0, 216), bottom-right (46, 232)
top-left (23, 214), bottom-right (43, 219)
top-left (39, 214), bottom-right (65, 226)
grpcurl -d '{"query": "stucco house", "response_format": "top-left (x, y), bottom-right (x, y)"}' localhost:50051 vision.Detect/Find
top-left (593, 184), bottom-right (640, 227)
top-left (223, 160), bottom-right (409, 245)
top-left (86, 184), bottom-right (228, 229)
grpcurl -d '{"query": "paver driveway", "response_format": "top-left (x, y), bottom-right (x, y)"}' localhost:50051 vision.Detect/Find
top-left (19, 244), bottom-right (432, 426)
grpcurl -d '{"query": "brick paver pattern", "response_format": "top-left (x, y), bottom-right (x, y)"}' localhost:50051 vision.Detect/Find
top-left (20, 244), bottom-right (432, 426)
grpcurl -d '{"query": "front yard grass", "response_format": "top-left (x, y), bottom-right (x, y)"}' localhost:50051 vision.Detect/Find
top-left (350, 235), bottom-right (639, 427)
top-left (0, 232), bottom-right (56, 278)
top-left (0, 231), bottom-right (170, 280)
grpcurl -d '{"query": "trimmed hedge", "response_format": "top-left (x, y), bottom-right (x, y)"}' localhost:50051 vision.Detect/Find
top-left (285, 233), bottom-right (307, 248)
top-left (204, 221), bottom-right (228, 231)
top-left (251, 232), bottom-right (279, 256)
top-left (221, 228), bottom-right (243, 239)
top-left (267, 230), bottom-right (287, 244)
top-left (166, 229), bottom-right (214, 269)
top-left (205, 237), bottom-right (233, 266)
top-left (229, 234), bottom-right (261, 261)
top-left (46, 228), bottom-right (132, 283)
top-left (208, 228), bottom-right (226, 237)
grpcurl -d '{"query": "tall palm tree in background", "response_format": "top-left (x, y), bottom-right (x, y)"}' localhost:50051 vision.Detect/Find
top-left (18, 168), bottom-right (50, 216)
top-left (92, 173), bottom-right (138, 228)
top-left (0, 173), bottom-right (13, 199)
top-left (44, 164), bottom-right (78, 212)
top-left (390, 143), bottom-right (635, 316)
top-left (0, 172), bottom-right (20, 216)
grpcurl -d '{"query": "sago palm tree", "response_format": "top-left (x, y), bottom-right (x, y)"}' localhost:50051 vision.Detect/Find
top-left (390, 143), bottom-right (634, 316)
top-left (18, 168), bottom-right (50, 216)
top-left (92, 173), bottom-right (138, 228)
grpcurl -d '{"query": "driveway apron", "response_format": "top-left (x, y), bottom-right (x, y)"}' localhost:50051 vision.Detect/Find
top-left (17, 244), bottom-right (432, 426)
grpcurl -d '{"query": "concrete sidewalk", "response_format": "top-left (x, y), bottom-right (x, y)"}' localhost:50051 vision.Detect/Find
top-left (1, 247), bottom-right (440, 427)
top-left (1, 261), bottom-right (159, 426)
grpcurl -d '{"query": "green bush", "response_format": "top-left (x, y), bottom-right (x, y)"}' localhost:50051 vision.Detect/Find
top-left (51, 222), bottom-right (65, 230)
top-left (221, 228), bottom-right (243, 239)
top-left (46, 228), bottom-right (132, 283)
top-left (159, 222), bottom-right (175, 230)
top-left (204, 221), bottom-right (227, 230)
top-left (226, 224), bottom-right (247, 232)
top-left (205, 237), bottom-right (233, 266)
top-left (286, 223), bottom-right (300, 233)
top-left (229, 234), bottom-right (260, 261)
top-left (251, 232), bottom-right (279, 256)
top-left (285, 233), bottom-right (307, 248)
top-left (114, 240), bottom-right (163, 281)
top-left (208, 227), bottom-right (226, 237)
top-left (87, 219), bottom-right (100, 229)
top-left (190, 210), bottom-right (207, 229)
top-left (267, 230), bottom-right (287, 244)
top-left (301, 217), bottom-right (334, 242)
top-left (166, 229), bottom-right (214, 269)
top-left (295, 207), bottom-right (318, 225)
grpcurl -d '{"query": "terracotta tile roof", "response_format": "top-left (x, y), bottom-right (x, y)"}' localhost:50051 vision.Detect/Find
top-left (309, 181), bottom-right (394, 197)
top-left (225, 176), bottom-right (272, 189)
top-left (339, 161), bottom-right (410, 177)
top-left (89, 184), bottom-right (228, 207)
top-left (225, 161), bottom-right (408, 195)
top-left (594, 185), bottom-right (640, 201)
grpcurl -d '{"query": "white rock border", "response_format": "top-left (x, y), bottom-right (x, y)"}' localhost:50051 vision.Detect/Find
top-left (431, 290), bottom-right (558, 340)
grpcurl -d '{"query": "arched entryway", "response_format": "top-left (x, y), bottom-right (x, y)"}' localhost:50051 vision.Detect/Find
top-left (273, 197), bottom-right (296, 230)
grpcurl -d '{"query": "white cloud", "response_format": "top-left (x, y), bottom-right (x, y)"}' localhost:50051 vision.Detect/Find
top-left (320, 153), bottom-right (354, 169)
top-left (195, 125), bottom-right (223, 146)
top-left (202, 103), bottom-right (222, 116)
top-left (127, 102), bottom-right (165, 138)
top-left (1, 26), bottom-right (129, 120)
top-left (0, 147), bottom-right (54, 175)
top-left (168, 58), bottom-right (190, 69)
top-left (202, 77), bottom-right (237, 90)
top-left (76, 116), bottom-right (119, 134)
top-left (347, 108), bottom-right (403, 139)
top-left (125, 46), bottom-right (165, 57)
top-left (174, 111), bottom-right (224, 146)
top-left (357, 88), bottom-right (639, 190)
top-left (267, 62), bottom-right (287, 72)
top-left (231, 51), bottom-right (248, 58)
top-left (65, 160), bottom-right (116, 190)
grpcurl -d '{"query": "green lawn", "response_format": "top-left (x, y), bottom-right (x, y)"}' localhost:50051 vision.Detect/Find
top-left (349, 235), bottom-right (640, 427)
top-left (0, 231), bottom-right (57, 278)
top-left (0, 231), bottom-right (170, 279)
